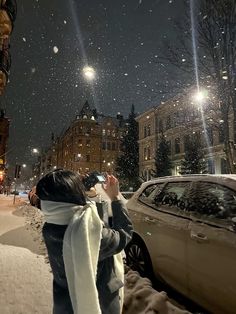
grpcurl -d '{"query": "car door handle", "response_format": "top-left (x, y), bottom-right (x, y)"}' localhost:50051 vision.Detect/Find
top-left (190, 232), bottom-right (208, 243)
top-left (144, 217), bottom-right (156, 223)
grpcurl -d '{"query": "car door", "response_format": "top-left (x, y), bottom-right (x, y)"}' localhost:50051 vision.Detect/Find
top-left (187, 181), bottom-right (236, 314)
top-left (137, 180), bottom-right (191, 297)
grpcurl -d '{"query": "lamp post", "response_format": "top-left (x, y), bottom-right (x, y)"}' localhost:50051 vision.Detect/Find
top-left (31, 148), bottom-right (41, 183)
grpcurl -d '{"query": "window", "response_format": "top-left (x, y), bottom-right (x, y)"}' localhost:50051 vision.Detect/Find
top-left (144, 146), bottom-right (151, 160)
top-left (0, 135), bottom-right (2, 143)
top-left (206, 127), bottom-right (213, 146)
top-left (153, 181), bottom-right (190, 212)
top-left (219, 125), bottom-right (224, 144)
top-left (173, 112), bottom-right (179, 127)
top-left (139, 183), bottom-right (165, 205)
top-left (175, 138), bottom-right (180, 154)
top-left (167, 140), bottom-right (171, 155)
top-left (85, 127), bottom-right (91, 135)
top-left (221, 158), bottom-right (229, 174)
top-left (208, 158), bottom-right (215, 174)
top-left (158, 119), bottom-right (163, 133)
top-left (189, 181), bottom-right (236, 221)
top-left (144, 126), bottom-right (147, 138)
top-left (102, 142), bottom-right (106, 150)
top-left (86, 155), bottom-right (90, 162)
top-left (86, 140), bottom-right (91, 147)
top-left (144, 147), bottom-right (147, 160)
top-left (107, 142), bottom-right (111, 150)
top-left (147, 125), bottom-right (151, 136)
top-left (166, 116), bottom-right (171, 130)
top-left (184, 135), bottom-right (190, 151)
top-left (112, 142), bottom-right (116, 150)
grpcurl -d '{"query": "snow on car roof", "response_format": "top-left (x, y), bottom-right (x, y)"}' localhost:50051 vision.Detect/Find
top-left (140, 174), bottom-right (236, 190)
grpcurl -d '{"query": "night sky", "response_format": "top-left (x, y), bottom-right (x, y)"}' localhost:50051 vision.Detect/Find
top-left (3, 0), bottom-right (185, 168)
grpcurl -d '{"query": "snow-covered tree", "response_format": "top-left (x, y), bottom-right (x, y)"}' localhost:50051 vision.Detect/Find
top-left (116, 105), bottom-right (139, 189)
top-left (154, 133), bottom-right (172, 177)
top-left (180, 135), bottom-right (207, 175)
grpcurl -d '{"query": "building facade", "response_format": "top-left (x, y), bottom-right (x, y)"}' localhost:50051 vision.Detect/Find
top-left (38, 101), bottom-right (125, 177)
top-left (0, 109), bottom-right (9, 185)
top-left (137, 91), bottom-right (234, 177)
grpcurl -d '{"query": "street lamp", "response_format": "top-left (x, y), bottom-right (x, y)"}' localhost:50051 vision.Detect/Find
top-left (82, 66), bottom-right (96, 81)
top-left (22, 164), bottom-right (26, 168)
top-left (32, 148), bottom-right (39, 154)
top-left (193, 90), bottom-right (208, 103)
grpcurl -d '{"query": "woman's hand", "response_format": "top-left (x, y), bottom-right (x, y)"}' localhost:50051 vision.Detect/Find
top-left (102, 174), bottom-right (120, 201)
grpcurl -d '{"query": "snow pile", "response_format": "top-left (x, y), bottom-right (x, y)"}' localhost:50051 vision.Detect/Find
top-left (13, 203), bottom-right (47, 258)
top-left (0, 243), bottom-right (52, 314)
top-left (123, 270), bottom-right (190, 314)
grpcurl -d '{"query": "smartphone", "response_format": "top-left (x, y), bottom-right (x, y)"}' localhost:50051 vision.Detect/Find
top-left (83, 172), bottom-right (105, 190)
top-left (96, 174), bottom-right (106, 183)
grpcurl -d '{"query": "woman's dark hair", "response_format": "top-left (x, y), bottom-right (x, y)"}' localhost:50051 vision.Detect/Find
top-left (36, 169), bottom-right (87, 205)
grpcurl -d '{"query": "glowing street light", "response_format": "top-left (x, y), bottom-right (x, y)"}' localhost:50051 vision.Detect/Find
top-left (22, 164), bottom-right (27, 168)
top-left (193, 90), bottom-right (207, 103)
top-left (32, 148), bottom-right (39, 154)
top-left (82, 66), bottom-right (96, 81)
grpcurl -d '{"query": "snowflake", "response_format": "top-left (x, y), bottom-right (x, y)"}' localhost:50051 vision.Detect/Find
top-left (53, 46), bottom-right (59, 54)
top-left (22, 37), bottom-right (26, 42)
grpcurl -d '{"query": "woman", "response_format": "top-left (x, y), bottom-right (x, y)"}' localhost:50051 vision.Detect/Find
top-left (36, 169), bottom-right (133, 314)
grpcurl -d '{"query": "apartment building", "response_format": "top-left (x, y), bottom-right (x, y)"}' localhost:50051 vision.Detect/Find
top-left (39, 101), bottom-right (125, 177)
top-left (137, 91), bottom-right (233, 177)
top-left (0, 109), bottom-right (9, 183)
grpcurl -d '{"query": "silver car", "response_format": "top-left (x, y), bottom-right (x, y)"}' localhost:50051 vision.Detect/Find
top-left (125, 175), bottom-right (236, 314)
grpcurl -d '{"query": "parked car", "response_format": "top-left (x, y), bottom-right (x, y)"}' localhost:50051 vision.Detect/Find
top-left (121, 191), bottom-right (134, 200)
top-left (125, 174), bottom-right (236, 314)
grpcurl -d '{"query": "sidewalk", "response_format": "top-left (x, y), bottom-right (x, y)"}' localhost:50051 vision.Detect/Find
top-left (0, 195), bottom-right (52, 314)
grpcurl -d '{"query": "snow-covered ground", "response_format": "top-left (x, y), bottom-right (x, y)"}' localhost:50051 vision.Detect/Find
top-left (0, 194), bottom-right (190, 314)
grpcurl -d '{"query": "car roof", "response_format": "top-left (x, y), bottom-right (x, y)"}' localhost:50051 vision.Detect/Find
top-left (140, 174), bottom-right (236, 190)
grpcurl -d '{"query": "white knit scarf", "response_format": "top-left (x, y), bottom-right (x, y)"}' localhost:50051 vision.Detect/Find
top-left (41, 200), bottom-right (124, 314)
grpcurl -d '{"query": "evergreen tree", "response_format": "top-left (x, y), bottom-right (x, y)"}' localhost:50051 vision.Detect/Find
top-left (116, 105), bottom-right (139, 189)
top-left (154, 133), bottom-right (172, 177)
top-left (180, 135), bottom-right (207, 174)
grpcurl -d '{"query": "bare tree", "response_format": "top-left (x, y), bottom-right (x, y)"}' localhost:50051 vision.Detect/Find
top-left (157, 0), bottom-right (236, 173)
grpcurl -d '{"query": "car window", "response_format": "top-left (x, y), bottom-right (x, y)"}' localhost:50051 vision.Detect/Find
top-left (139, 183), bottom-right (165, 205)
top-left (188, 181), bottom-right (236, 221)
top-left (153, 181), bottom-right (191, 213)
